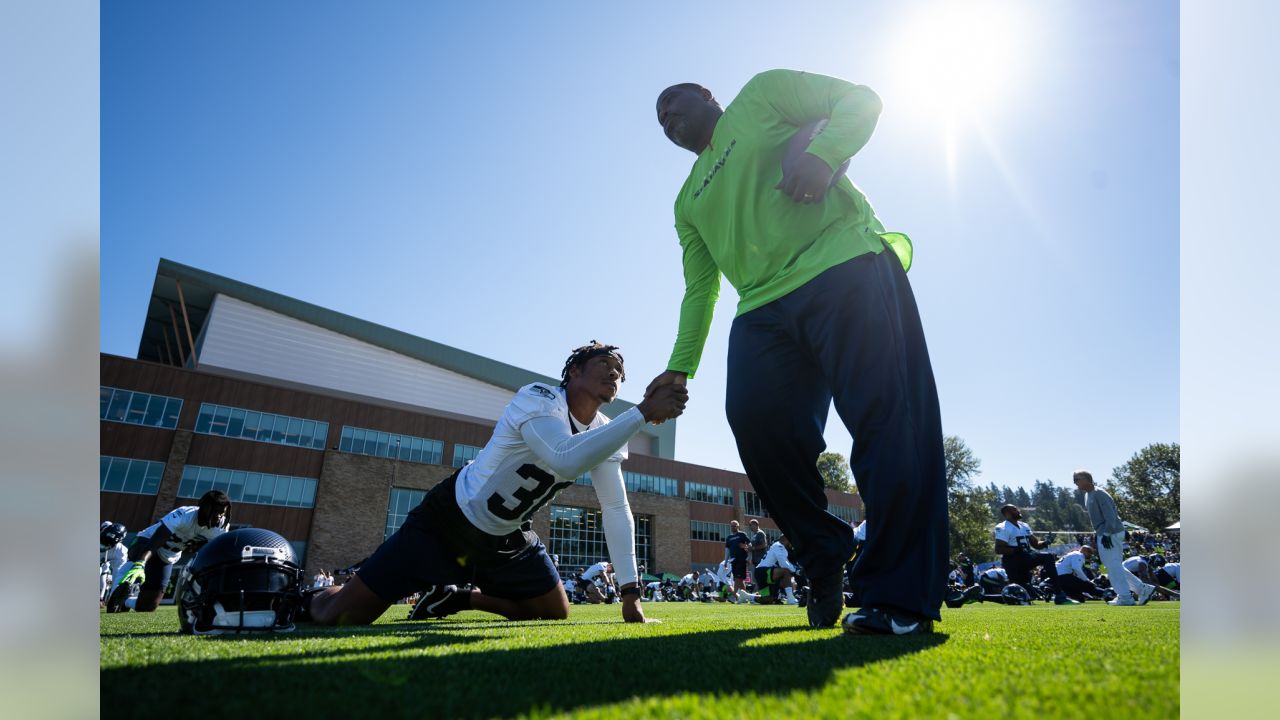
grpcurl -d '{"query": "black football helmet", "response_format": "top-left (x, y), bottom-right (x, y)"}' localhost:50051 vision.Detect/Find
top-left (100, 521), bottom-right (127, 546)
top-left (177, 528), bottom-right (303, 635)
top-left (1001, 583), bottom-right (1032, 606)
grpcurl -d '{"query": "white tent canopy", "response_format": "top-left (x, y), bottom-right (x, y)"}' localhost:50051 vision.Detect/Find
top-left (1165, 521), bottom-right (1180, 531)
top-left (1123, 520), bottom-right (1148, 533)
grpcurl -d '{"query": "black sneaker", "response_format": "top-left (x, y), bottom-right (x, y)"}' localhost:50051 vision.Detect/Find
top-left (104, 581), bottom-right (134, 614)
top-left (842, 607), bottom-right (934, 636)
top-left (407, 585), bottom-right (468, 620)
top-left (807, 572), bottom-right (844, 628)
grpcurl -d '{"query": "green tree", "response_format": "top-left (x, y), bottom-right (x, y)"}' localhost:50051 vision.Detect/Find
top-left (944, 435), bottom-right (996, 562)
top-left (1106, 442), bottom-right (1180, 532)
top-left (816, 451), bottom-right (852, 493)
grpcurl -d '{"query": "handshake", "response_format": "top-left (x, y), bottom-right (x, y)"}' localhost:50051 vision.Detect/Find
top-left (636, 370), bottom-right (690, 425)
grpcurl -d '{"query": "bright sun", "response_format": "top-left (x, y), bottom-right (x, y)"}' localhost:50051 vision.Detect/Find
top-left (888, 1), bottom-right (1030, 120)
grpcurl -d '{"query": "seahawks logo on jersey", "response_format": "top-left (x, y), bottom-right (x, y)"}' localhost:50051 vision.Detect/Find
top-left (528, 384), bottom-right (556, 400)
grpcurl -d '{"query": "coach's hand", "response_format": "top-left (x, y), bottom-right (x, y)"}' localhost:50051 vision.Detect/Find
top-left (638, 382), bottom-right (688, 424)
top-left (776, 152), bottom-right (834, 204)
top-left (1100, 535), bottom-right (1113, 550)
top-left (645, 370), bottom-right (688, 398)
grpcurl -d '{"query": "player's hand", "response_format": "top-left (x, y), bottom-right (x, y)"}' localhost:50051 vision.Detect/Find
top-left (622, 596), bottom-right (647, 623)
top-left (776, 152), bottom-right (834, 204)
top-left (645, 370), bottom-right (688, 398)
top-left (637, 382), bottom-right (688, 424)
top-left (1100, 535), bottom-right (1113, 550)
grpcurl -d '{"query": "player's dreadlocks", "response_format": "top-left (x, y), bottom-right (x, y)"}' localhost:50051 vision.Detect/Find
top-left (559, 341), bottom-right (626, 388)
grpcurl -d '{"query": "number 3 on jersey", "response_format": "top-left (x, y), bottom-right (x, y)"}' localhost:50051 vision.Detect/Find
top-left (486, 464), bottom-right (572, 522)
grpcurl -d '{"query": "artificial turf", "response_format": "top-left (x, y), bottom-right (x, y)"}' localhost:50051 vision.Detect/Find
top-left (101, 600), bottom-right (1178, 719)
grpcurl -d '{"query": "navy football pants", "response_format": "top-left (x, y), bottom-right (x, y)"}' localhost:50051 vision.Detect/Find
top-left (725, 250), bottom-right (948, 621)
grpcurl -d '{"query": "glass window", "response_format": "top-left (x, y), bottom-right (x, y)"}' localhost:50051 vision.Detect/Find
top-left (100, 387), bottom-right (113, 417)
top-left (385, 487), bottom-right (427, 540)
top-left (301, 479), bottom-right (316, 507)
top-left (270, 415), bottom-right (288, 443)
top-left (163, 398), bottom-right (182, 428)
top-left (257, 413), bottom-right (275, 441)
top-left (229, 470), bottom-right (247, 501)
top-left (243, 472), bottom-right (261, 504)
top-left (143, 462), bottom-right (164, 494)
top-left (106, 390), bottom-right (130, 422)
top-left (210, 405), bottom-right (231, 435)
top-left (257, 474), bottom-right (275, 504)
top-left (178, 466), bottom-right (197, 498)
top-left (104, 458), bottom-right (128, 492)
top-left (375, 432), bottom-right (390, 459)
top-left (142, 395), bottom-right (165, 426)
top-left (273, 476), bottom-right (292, 505)
top-left (285, 418), bottom-right (302, 445)
top-left (287, 477), bottom-right (304, 507)
top-left (550, 505), bottom-right (653, 572)
top-left (227, 408), bottom-right (246, 438)
top-left (195, 403), bottom-right (214, 433)
top-left (193, 467), bottom-right (214, 498)
top-left (340, 426), bottom-right (354, 452)
top-left (126, 392), bottom-right (149, 424)
top-left (301, 420), bottom-right (317, 448)
top-left (313, 422), bottom-right (328, 449)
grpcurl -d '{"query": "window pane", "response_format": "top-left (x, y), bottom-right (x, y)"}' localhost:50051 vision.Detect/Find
top-left (163, 398), bottom-right (182, 428)
top-left (126, 392), bottom-right (149, 423)
top-left (409, 438), bottom-right (422, 463)
top-left (193, 467), bottom-right (214, 497)
top-left (242, 411), bottom-right (260, 439)
top-left (99, 455), bottom-right (111, 482)
top-left (100, 387), bottom-right (113, 418)
top-left (314, 422), bottom-right (328, 449)
top-left (286, 418), bottom-right (302, 445)
top-left (229, 471), bottom-right (247, 501)
top-left (210, 405), bottom-right (231, 435)
top-left (143, 462), bottom-right (164, 494)
top-left (143, 395), bottom-right (165, 426)
top-left (195, 403), bottom-right (214, 433)
top-left (398, 437), bottom-right (411, 461)
top-left (428, 441), bottom-right (443, 464)
top-left (301, 479), bottom-right (316, 507)
top-left (257, 474), bottom-right (276, 505)
top-left (270, 415), bottom-right (288, 443)
top-left (376, 432), bottom-right (390, 458)
top-left (104, 458), bottom-right (128, 492)
top-left (340, 426), bottom-right (353, 452)
top-left (107, 390), bottom-right (130, 422)
top-left (243, 472), bottom-right (261, 504)
top-left (288, 477), bottom-right (305, 507)
top-left (301, 420), bottom-right (317, 448)
top-left (350, 428), bottom-right (365, 454)
top-left (227, 408), bottom-right (246, 438)
top-left (273, 476), bottom-right (293, 505)
top-left (214, 469), bottom-right (233, 494)
top-left (178, 466), bottom-right (197, 498)
top-left (123, 461), bottom-right (146, 493)
top-left (258, 414), bottom-right (275, 441)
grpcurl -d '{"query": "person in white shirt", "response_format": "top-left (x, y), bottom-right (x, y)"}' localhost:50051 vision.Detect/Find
top-left (1054, 546), bottom-right (1098, 601)
top-left (104, 491), bottom-right (231, 613)
top-left (99, 522), bottom-right (128, 604)
top-left (581, 561), bottom-right (615, 603)
top-left (993, 504), bottom-right (1078, 605)
top-left (308, 342), bottom-right (686, 625)
top-left (1073, 471), bottom-right (1157, 606)
top-left (753, 535), bottom-right (799, 605)
top-left (1155, 561), bottom-right (1180, 589)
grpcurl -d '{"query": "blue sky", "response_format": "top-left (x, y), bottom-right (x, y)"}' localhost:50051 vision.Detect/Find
top-left (100, 1), bottom-right (1178, 492)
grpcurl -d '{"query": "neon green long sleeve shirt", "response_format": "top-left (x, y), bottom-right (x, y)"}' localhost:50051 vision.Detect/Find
top-left (666, 69), bottom-right (912, 378)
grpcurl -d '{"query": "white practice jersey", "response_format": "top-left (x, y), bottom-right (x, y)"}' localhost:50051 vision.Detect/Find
top-left (757, 541), bottom-right (797, 572)
top-left (678, 573), bottom-right (696, 587)
top-left (981, 567), bottom-right (1008, 584)
top-left (698, 571), bottom-right (717, 587)
top-left (1162, 562), bottom-right (1180, 583)
top-left (1122, 556), bottom-right (1148, 574)
top-left (100, 542), bottom-right (128, 579)
top-left (1055, 551), bottom-right (1090, 580)
top-left (454, 383), bottom-right (646, 586)
top-left (582, 561), bottom-right (611, 584)
top-left (136, 506), bottom-right (227, 564)
top-left (993, 520), bottom-right (1033, 552)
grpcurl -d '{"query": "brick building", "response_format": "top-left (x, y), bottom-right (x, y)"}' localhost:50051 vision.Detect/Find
top-left (100, 259), bottom-right (862, 579)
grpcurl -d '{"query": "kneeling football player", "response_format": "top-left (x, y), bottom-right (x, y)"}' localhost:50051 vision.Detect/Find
top-left (306, 342), bottom-right (686, 625)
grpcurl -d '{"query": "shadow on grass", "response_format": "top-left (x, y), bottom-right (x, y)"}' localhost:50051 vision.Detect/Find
top-left (101, 621), bottom-right (946, 718)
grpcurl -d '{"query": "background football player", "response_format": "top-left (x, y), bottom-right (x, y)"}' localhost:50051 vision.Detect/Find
top-left (306, 342), bottom-right (685, 625)
top-left (99, 521), bottom-right (128, 604)
top-left (105, 490), bottom-right (231, 613)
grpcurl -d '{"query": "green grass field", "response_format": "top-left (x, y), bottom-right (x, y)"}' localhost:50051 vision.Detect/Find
top-left (101, 601), bottom-right (1178, 719)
